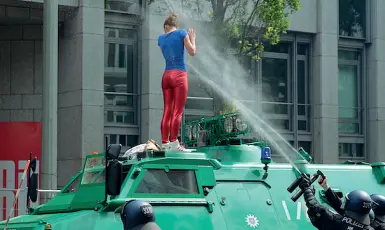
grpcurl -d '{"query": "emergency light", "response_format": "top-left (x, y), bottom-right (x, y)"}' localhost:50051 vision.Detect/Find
top-left (261, 147), bottom-right (272, 165)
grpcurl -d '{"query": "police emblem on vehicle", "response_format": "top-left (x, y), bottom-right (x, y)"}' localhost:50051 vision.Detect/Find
top-left (245, 214), bottom-right (259, 228)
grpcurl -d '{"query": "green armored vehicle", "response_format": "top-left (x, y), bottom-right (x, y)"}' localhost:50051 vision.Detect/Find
top-left (1, 112), bottom-right (385, 230)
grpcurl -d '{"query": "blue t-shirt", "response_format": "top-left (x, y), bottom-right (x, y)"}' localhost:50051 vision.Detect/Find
top-left (158, 29), bottom-right (188, 72)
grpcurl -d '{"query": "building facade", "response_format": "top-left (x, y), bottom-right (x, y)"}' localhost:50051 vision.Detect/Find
top-left (0, 0), bottom-right (384, 188)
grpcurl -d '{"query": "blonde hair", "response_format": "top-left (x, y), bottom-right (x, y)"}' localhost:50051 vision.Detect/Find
top-left (164, 13), bottom-right (179, 28)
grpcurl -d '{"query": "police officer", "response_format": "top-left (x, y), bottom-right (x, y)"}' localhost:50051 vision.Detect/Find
top-left (319, 176), bottom-right (384, 230)
top-left (299, 176), bottom-right (374, 230)
top-left (318, 176), bottom-right (344, 215)
top-left (370, 194), bottom-right (385, 230)
top-left (120, 199), bottom-right (162, 230)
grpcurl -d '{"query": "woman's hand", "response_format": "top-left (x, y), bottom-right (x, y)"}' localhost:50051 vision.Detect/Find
top-left (188, 28), bottom-right (196, 42)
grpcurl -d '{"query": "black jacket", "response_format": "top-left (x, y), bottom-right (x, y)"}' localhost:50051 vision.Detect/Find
top-left (324, 188), bottom-right (385, 230)
top-left (303, 188), bottom-right (374, 230)
top-left (324, 187), bottom-right (344, 215)
top-left (370, 219), bottom-right (385, 230)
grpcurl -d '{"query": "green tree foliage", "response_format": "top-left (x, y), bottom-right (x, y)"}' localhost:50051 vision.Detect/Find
top-left (148, 0), bottom-right (301, 60)
top-left (219, 103), bottom-right (237, 115)
top-left (105, 0), bottom-right (301, 115)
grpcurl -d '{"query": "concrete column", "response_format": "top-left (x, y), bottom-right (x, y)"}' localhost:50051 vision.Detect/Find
top-left (312, 0), bottom-right (339, 163)
top-left (42, 0), bottom-right (58, 191)
top-left (367, 0), bottom-right (385, 162)
top-left (57, 0), bottom-right (104, 187)
top-left (140, 10), bottom-right (168, 143)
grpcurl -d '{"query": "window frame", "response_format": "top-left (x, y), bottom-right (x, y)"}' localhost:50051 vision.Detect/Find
top-left (338, 48), bottom-right (363, 135)
top-left (179, 34), bottom-right (313, 151)
top-left (104, 28), bottom-right (140, 127)
top-left (105, 0), bottom-right (142, 15)
top-left (104, 18), bottom-right (141, 143)
top-left (338, 0), bottom-right (371, 42)
top-left (129, 165), bottom-right (204, 198)
top-left (338, 142), bottom-right (365, 159)
top-left (337, 38), bottom-right (367, 159)
top-left (259, 52), bottom-right (293, 132)
top-left (255, 34), bottom-right (313, 150)
top-left (104, 133), bottom-right (139, 153)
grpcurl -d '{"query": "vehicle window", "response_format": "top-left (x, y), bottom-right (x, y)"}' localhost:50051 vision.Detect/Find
top-left (62, 173), bottom-right (82, 193)
top-left (81, 155), bottom-right (106, 185)
top-left (135, 169), bottom-right (199, 194)
top-left (81, 169), bottom-right (106, 184)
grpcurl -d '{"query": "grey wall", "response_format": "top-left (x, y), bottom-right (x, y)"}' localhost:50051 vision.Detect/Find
top-left (367, 0), bottom-right (385, 162)
top-left (18, 0), bottom-right (78, 7)
top-left (311, 0), bottom-right (339, 163)
top-left (57, 0), bottom-right (105, 187)
top-left (140, 11), bottom-right (166, 144)
top-left (0, 25), bottom-right (43, 122)
top-left (0, 1), bottom-right (105, 188)
top-left (288, 0), bottom-right (317, 34)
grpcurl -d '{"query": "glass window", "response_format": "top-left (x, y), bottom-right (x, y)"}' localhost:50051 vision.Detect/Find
top-left (81, 155), bottom-right (106, 185)
top-left (298, 141), bottom-right (312, 155)
top-left (181, 60), bottom-right (216, 140)
top-left (339, 0), bottom-right (366, 38)
top-left (338, 50), bottom-right (361, 134)
top-left (104, 45), bottom-right (135, 92)
top-left (105, 134), bottom-right (139, 153)
top-left (104, 110), bottom-right (135, 124)
top-left (297, 44), bottom-right (309, 55)
top-left (104, 28), bottom-right (138, 126)
top-left (297, 58), bottom-right (310, 132)
top-left (339, 50), bottom-right (359, 61)
top-left (264, 42), bottom-right (290, 54)
top-left (182, 38), bottom-right (312, 151)
top-left (105, 0), bottom-right (140, 14)
top-left (186, 67), bottom-right (214, 101)
top-left (261, 57), bottom-right (290, 131)
top-left (185, 97), bottom-right (214, 111)
top-left (135, 169), bottom-right (199, 194)
top-left (81, 170), bottom-right (106, 185)
top-left (62, 173), bottom-right (82, 193)
top-left (339, 143), bottom-right (364, 158)
top-left (262, 58), bottom-right (288, 104)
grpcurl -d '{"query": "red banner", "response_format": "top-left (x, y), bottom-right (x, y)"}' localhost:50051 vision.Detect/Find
top-left (0, 122), bottom-right (42, 220)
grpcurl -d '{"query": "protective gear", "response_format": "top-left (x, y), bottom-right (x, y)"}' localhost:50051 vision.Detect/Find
top-left (370, 194), bottom-right (385, 229)
top-left (160, 70), bottom-right (188, 145)
top-left (120, 200), bottom-right (161, 230)
top-left (371, 220), bottom-right (385, 230)
top-left (371, 194), bottom-right (385, 223)
top-left (344, 190), bottom-right (373, 225)
top-left (300, 180), bottom-right (374, 230)
top-left (324, 187), bottom-right (344, 215)
top-left (325, 188), bottom-right (385, 229)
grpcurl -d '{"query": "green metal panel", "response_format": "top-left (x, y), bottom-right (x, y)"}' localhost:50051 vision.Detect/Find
top-left (197, 166), bottom-right (216, 187)
top-left (214, 182), bottom-right (281, 229)
top-left (2, 113), bottom-right (385, 230)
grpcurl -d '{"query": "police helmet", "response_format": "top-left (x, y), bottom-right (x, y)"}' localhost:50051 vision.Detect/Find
top-left (344, 190), bottom-right (373, 225)
top-left (371, 194), bottom-right (385, 223)
top-left (121, 200), bottom-right (161, 230)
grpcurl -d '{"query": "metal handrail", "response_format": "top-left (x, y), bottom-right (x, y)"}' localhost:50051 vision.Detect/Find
top-left (0, 188), bottom-right (61, 193)
top-left (104, 92), bottom-right (138, 96)
top-left (187, 96), bottom-right (214, 101)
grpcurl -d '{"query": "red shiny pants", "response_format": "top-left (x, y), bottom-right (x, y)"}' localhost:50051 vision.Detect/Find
top-left (160, 70), bottom-right (188, 144)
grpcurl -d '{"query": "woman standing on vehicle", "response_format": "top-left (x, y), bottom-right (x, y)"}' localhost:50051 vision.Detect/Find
top-left (158, 13), bottom-right (197, 152)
